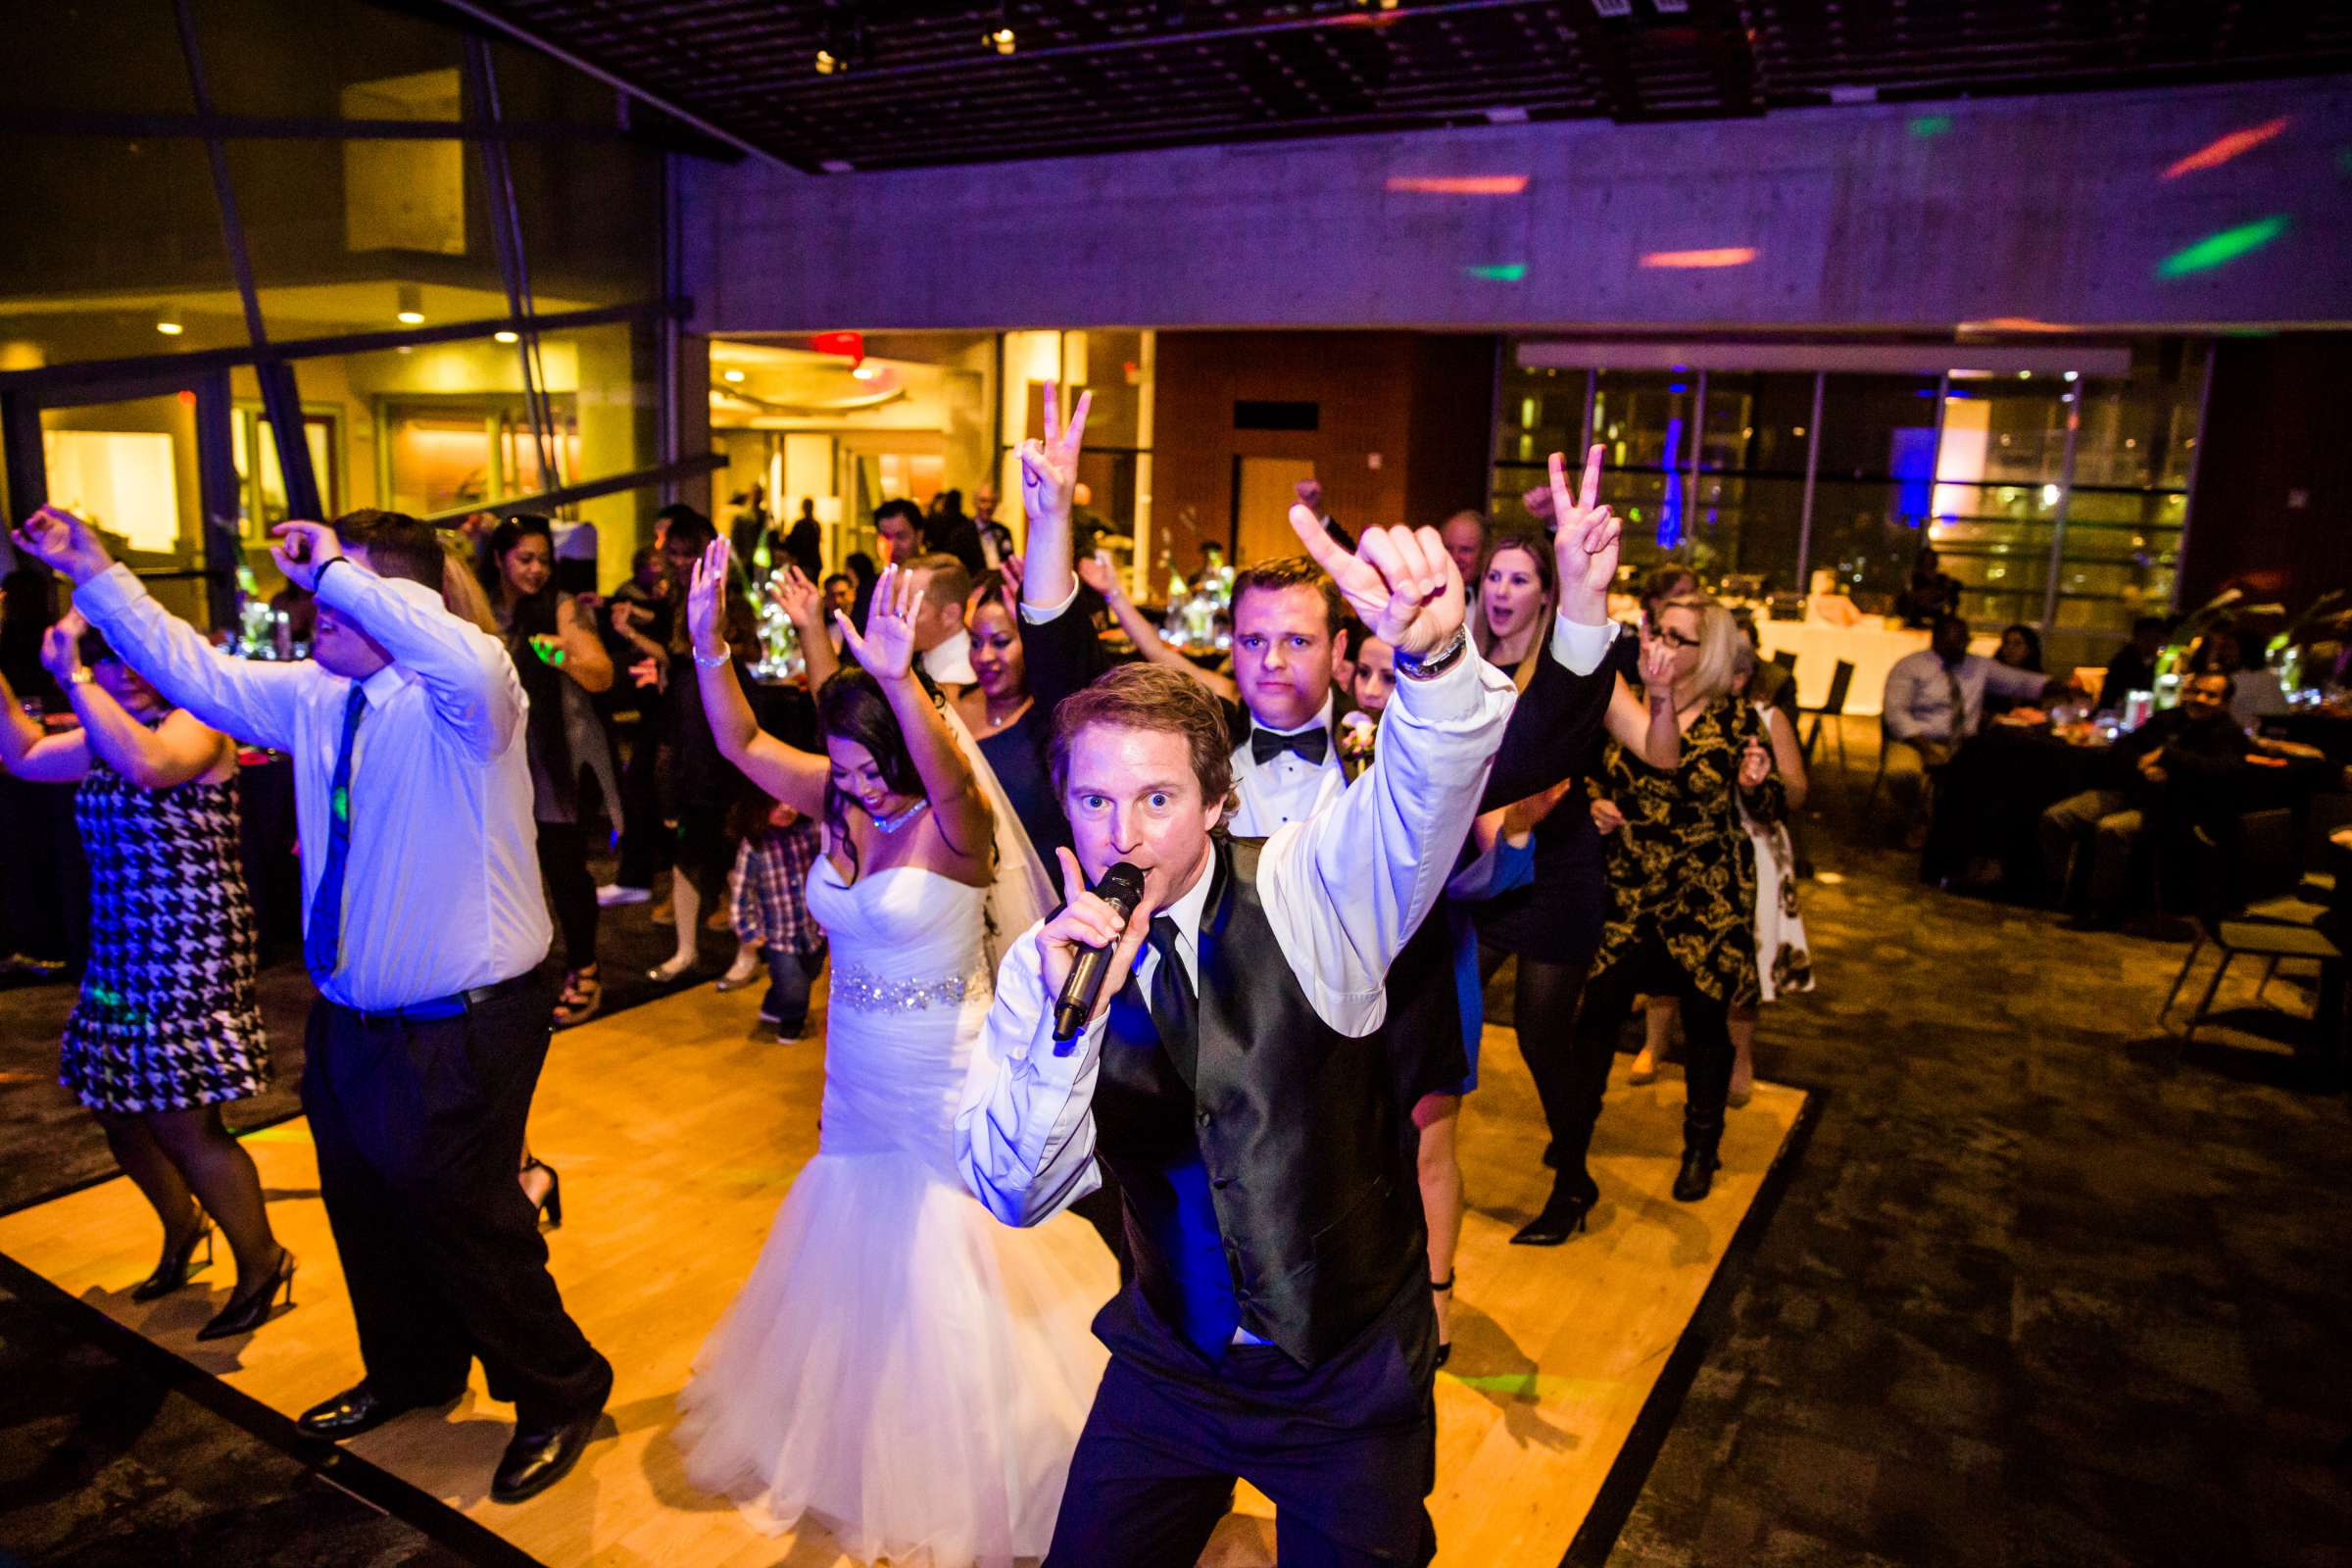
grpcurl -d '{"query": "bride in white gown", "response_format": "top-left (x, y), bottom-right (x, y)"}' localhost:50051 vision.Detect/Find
top-left (670, 543), bottom-right (1114, 1566)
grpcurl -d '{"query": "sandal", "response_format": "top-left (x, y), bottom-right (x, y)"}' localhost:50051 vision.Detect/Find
top-left (552, 967), bottom-right (603, 1029)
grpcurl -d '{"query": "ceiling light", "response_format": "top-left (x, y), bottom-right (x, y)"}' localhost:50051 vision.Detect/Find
top-left (987, 24), bottom-right (1015, 54)
top-left (2016, 369), bottom-right (2032, 379)
top-left (396, 283), bottom-right (425, 325)
top-left (851, 363), bottom-right (880, 380)
top-left (723, 368), bottom-right (746, 383)
top-left (155, 309), bottom-right (183, 336)
top-left (495, 329), bottom-right (519, 344)
top-left (2063, 370), bottom-right (2079, 381)
top-left (815, 47), bottom-right (840, 74)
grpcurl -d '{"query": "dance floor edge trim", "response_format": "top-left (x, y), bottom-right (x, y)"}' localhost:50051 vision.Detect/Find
top-left (1557, 1082), bottom-right (1826, 1568)
top-left (0, 1244), bottom-right (538, 1568)
top-left (0, 1085), bottom-right (1825, 1568)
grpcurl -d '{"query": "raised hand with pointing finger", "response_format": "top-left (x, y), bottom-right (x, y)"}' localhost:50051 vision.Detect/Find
top-left (1283, 506), bottom-right (1464, 661)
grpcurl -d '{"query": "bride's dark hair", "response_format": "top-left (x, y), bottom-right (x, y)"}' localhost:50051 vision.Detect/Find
top-left (815, 665), bottom-right (937, 882)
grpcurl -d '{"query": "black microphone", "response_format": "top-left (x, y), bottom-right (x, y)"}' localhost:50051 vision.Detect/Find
top-left (1052, 860), bottom-right (1148, 1049)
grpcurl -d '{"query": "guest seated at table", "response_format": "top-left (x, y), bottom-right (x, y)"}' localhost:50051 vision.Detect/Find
top-left (2036, 670), bottom-right (2255, 928)
top-left (2100, 615), bottom-right (2170, 710)
top-left (1892, 546), bottom-right (1964, 628)
top-left (1984, 623), bottom-right (2045, 720)
top-left (1806, 567), bottom-right (1865, 628)
top-left (2195, 625), bottom-right (2289, 729)
top-left (1882, 614), bottom-right (2063, 846)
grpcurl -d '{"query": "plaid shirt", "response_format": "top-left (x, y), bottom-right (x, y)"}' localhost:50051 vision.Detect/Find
top-left (732, 814), bottom-right (826, 956)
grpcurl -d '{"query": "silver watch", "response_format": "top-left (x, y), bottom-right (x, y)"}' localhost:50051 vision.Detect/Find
top-left (1394, 626), bottom-right (1469, 682)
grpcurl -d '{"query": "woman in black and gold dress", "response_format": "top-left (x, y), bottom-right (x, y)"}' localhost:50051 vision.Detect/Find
top-left (1532, 594), bottom-right (1784, 1232)
top-left (0, 613), bottom-right (291, 1340)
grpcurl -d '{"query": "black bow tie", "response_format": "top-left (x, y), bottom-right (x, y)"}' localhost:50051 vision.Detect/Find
top-left (1251, 725), bottom-right (1330, 767)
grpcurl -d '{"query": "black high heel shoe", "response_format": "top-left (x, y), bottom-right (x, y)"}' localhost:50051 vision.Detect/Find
top-left (521, 1157), bottom-right (563, 1229)
top-left (1510, 1180), bottom-right (1598, 1247)
top-left (196, 1249), bottom-right (297, 1341)
top-left (131, 1214), bottom-right (214, 1301)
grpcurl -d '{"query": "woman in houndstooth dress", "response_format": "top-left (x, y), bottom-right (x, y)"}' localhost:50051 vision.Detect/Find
top-left (0, 614), bottom-right (288, 1338)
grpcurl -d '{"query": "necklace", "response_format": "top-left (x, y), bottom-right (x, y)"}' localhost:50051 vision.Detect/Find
top-left (870, 798), bottom-right (930, 834)
top-left (982, 698), bottom-right (1026, 731)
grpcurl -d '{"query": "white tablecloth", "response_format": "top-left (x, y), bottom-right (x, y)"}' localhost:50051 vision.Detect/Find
top-left (1755, 619), bottom-right (1996, 717)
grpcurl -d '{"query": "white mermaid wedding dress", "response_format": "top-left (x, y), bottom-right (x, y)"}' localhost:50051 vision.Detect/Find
top-left (675, 858), bottom-right (1114, 1566)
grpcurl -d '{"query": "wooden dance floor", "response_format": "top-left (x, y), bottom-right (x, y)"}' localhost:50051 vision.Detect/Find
top-left (0, 974), bottom-right (1805, 1567)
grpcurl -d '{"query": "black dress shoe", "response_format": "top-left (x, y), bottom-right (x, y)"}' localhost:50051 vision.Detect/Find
top-left (297, 1381), bottom-right (458, 1440)
top-left (492, 1359), bottom-right (612, 1504)
top-left (492, 1410), bottom-right (604, 1503)
top-left (1511, 1181), bottom-right (1599, 1247)
top-left (1671, 1148), bottom-right (1720, 1202)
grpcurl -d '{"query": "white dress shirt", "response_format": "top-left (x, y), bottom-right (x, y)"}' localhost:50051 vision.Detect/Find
top-left (1882, 649), bottom-right (2046, 745)
top-left (922, 626), bottom-right (976, 686)
top-left (955, 636), bottom-right (1522, 1229)
top-left (75, 560), bottom-right (552, 1011)
top-left (1228, 696), bottom-right (1344, 837)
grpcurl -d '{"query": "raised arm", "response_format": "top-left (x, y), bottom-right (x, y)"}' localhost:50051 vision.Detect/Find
top-left (273, 521), bottom-right (522, 761)
top-left (1078, 551), bottom-right (1240, 704)
top-left (834, 561), bottom-right (993, 869)
top-left (46, 615), bottom-right (232, 790)
top-left (551, 593), bottom-right (613, 695)
top-left (769, 564), bottom-right (839, 689)
top-left (1014, 382), bottom-right (1093, 615)
top-left (686, 539), bottom-right (828, 817)
top-left (1262, 509), bottom-right (1515, 1035)
top-left (0, 627), bottom-right (91, 783)
top-left (1601, 635), bottom-right (1682, 768)
top-left (14, 506), bottom-right (309, 754)
top-left (1478, 447), bottom-right (1633, 807)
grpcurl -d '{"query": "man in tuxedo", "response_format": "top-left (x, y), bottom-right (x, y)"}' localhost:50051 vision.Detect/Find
top-left (958, 387), bottom-right (1627, 1564)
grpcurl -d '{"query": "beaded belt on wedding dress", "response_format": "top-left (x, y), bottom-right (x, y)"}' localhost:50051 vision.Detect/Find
top-left (829, 961), bottom-right (993, 1014)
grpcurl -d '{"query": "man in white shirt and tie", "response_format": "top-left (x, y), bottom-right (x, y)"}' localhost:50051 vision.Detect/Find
top-left (1882, 612), bottom-right (2058, 844)
top-left (956, 443), bottom-right (1627, 1563)
top-left (14, 504), bottom-right (612, 1505)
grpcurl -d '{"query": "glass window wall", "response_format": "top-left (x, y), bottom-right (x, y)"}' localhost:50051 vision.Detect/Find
top-left (1492, 343), bottom-right (2207, 670)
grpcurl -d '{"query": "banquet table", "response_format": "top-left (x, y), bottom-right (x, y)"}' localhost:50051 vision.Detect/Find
top-left (1752, 618), bottom-right (1997, 717)
top-left (1925, 721), bottom-right (2334, 898)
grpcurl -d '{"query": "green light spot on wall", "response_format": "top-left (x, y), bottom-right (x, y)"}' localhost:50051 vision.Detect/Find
top-left (1463, 264), bottom-right (1528, 282)
top-left (2156, 215), bottom-right (2289, 277)
top-left (332, 786), bottom-right (350, 821)
top-left (1909, 115), bottom-right (1953, 139)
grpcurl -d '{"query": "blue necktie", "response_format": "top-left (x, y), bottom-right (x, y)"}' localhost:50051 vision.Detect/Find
top-left (304, 682), bottom-right (368, 986)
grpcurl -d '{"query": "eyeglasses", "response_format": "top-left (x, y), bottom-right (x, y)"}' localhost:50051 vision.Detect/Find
top-left (1652, 628), bottom-right (1702, 650)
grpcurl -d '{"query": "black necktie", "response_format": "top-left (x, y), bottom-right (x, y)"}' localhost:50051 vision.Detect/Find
top-left (1250, 725), bottom-right (1329, 767)
top-left (1143, 914), bottom-right (1199, 1088)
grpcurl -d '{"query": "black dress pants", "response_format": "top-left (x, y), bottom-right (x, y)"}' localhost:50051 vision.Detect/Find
top-left (302, 978), bottom-right (609, 1427)
top-left (1045, 1283), bottom-right (1437, 1568)
top-left (1557, 937), bottom-right (1737, 1189)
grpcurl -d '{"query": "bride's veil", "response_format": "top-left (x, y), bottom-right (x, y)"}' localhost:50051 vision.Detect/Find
top-left (938, 698), bottom-right (1053, 967)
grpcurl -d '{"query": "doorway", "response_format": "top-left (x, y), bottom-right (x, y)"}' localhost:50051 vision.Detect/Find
top-left (1233, 455), bottom-right (1317, 566)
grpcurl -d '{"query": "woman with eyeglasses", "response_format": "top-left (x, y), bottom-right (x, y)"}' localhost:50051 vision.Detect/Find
top-left (1465, 529), bottom-right (1681, 1248)
top-left (1566, 595), bottom-right (1786, 1229)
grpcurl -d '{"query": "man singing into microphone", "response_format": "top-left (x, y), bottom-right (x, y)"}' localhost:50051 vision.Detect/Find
top-left (956, 498), bottom-right (1553, 1564)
